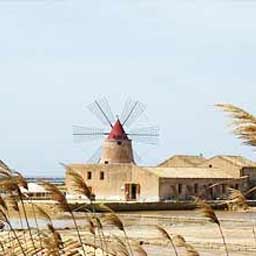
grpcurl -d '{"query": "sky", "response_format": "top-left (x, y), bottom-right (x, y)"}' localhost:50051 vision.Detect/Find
top-left (0, 0), bottom-right (256, 176)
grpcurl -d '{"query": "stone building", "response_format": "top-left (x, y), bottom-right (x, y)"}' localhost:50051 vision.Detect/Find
top-left (66, 116), bottom-right (256, 201)
top-left (66, 154), bottom-right (254, 202)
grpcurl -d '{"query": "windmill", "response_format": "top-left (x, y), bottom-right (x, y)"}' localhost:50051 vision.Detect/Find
top-left (73, 97), bottom-right (159, 164)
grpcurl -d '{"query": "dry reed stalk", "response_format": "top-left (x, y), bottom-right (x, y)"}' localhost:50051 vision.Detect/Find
top-left (6, 193), bottom-right (28, 249)
top-left (155, 225), bottom-right (178, 256)
top-left (253, 221), bottom-right (256, 248)
top-left (30, 201), bottom-right (43, 249)
top-left (196, 198), bottom-right (229, 256)
top-left (41, 181), bottom-right (86, 256)
top-left (16, 180), bottom-right (36, 250)
top-left (95, 216), bottom-right (109, 253)
top-left (101, 205), bottom-right (133, 256)
top-left (0, 208), bottom-right (26, 256)
top-left (62, 163), bottom-right (99, 254)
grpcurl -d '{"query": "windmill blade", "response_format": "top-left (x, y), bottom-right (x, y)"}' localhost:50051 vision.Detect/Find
top-left (87, 97), bottom-right (115, 128)
top-left (87, 146), bottom-right (102, 164)
top-left (73, 126), bottom-right (108, 143)
top-left (127, 126), bottom-right (160, 145)
top-left (120, 98), bottom-right (146, 128)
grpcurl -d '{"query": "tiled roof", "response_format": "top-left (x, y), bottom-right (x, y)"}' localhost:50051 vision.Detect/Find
top-left (144, 167), bottom-right (239, 179)
top-left (218, 155), bottom-right (256, 167)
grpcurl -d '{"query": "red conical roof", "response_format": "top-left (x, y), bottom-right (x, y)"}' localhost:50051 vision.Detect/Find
top-left (108, 119), bottom-right (128, 140)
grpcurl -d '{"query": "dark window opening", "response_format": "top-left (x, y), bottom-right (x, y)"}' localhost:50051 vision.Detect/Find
top-left (104, 161), bottom-right (109, 164)
top-left (209, 164), bottom-right (212, 168)
top-left (131, 184), bottom-right (137, 200)
top-left (194, 184), bottom-right (198, 194)
top-left (209, 183), bottom-right (213, 198)
top-left (178, 184), bottom-right (182, 194)
top-left (87, 171), bottom-right (92, 180)
top-left (235, 184), bottom-right (239, 190)
top-left (117, 141), bottom-right (122, 145)
top-left (100, 171), bottom-right (104, 180)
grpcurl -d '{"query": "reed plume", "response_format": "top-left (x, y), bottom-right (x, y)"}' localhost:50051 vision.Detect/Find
top-left (0, 194), bottom-right (7, 212)
top-left (61, 163), bottom-right (92, 201)
top-left (173, 234), bottom-right (186, 247)
top-left (5, 193), bottom-right (26, 244)
top-left (216, 104), bottom-right (256, 147)
top-left (155, 225), bottom-right (178, 256)
top-left (34, 204), bottom-right (53, 226)
top-left (132, 243), bottom-right (147, 256)
top-left (48, 224), bottom-right (63, 251)
top-left (41, 181), bottom-right (86, 256)
top-left (227, 188), bottom-right (248, 211)
top-left (0, 172), bottom-right (36, 249)
top-left (112, 235), bottom-right (130, 256)
top-left (184, 244), bottom-right (200, 256)
top-left (196, 198), bottom-right (229, 256)
top-left (0, 160), bottom-right (13, 177)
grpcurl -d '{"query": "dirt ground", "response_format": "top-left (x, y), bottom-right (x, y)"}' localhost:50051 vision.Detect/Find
top-left (4, 208), bottom-right (256, 255)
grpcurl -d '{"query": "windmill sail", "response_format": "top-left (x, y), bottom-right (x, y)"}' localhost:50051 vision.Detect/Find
top-left (87, 97), bottom-right (115, 128)
top-left (128, 126), bottom-right (160, 145)
top-left (87, 146), bottom-right (102, 163)
top-left (120, 98), bottom-right (146, 128)
top-left (73, 97), bottom-right (160, 164)
top-left (73, 126), bottom-right (108, 143)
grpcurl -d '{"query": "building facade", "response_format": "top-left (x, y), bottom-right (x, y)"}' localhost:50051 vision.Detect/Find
top-left (65, 155), bottom-right (255, 202)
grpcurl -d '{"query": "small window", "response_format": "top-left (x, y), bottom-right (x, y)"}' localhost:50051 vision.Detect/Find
top-left (194, 184), bottom-right (198, 194)
top-left (87, 171), bottom-right (92, 180)
top-left (100, 171), bottom-right (104, 180)
top-left (178, 184), bottom-right (182, 194)
top-left (117, 141), bottom-right (122, 145)
top-left (104, 161), bottom-right (109, 164)
top-left (209, 164), bottom-right (212, 168)
top-left (235, 184), bottom-right (239, 190)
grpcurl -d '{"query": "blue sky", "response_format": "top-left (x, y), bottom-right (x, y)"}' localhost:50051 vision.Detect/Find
top-left (0, 1), bottom-right (256, 176)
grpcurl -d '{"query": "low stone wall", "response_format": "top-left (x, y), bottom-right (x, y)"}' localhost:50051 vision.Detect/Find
top-left (68, 200), bottom-right (227, 212)
top-left (27, 200), bottom-right (256, 212)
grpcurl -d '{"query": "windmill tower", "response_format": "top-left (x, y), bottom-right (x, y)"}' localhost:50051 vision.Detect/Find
top-left (73, 98), bottom-right (159, 165)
